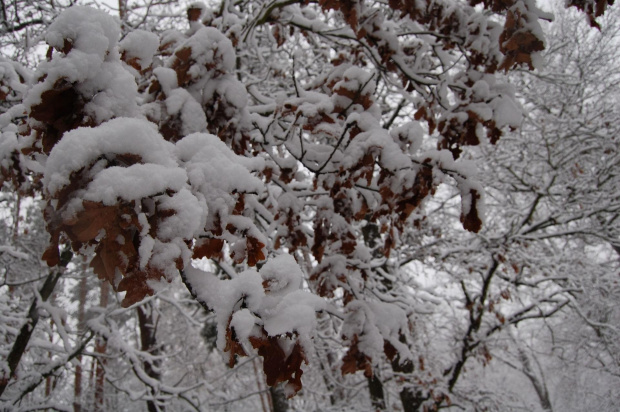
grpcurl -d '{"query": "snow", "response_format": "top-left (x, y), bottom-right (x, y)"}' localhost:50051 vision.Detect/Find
top-left (342, 300), bottom-right (412, 365)
top-left (82, 62), bottom-right (140, 124)
top-left (149, 239), bottom-right (185, 279)
top-left (164, 89), bottom-right (208, 135)
top-left (176, 132), bottom-right (264, 209)
top-left (119, 30), bottom-right (159, 70)
top-left (2, 1), bottom-right (570, 404)
top-left (490, 91), bottom-right (522, 129)
top-left (44, 118), bottom-right (178, 195)
top-left (259, 254), bottom-right (303, 298)
top-left (230, 309), bottom-right (260, 341)
top-left (155, 188), bottom-right (206, 240)
top-left (159, 29), bottom-right (186, 54)
top-left (175, 27), bottom-right (236, 80)
top-left (263, 290), bottom-right (324, 337)
top-left (153, 67), bottom-right (179, 93)
top-left (138, 235), bottom-right (155, 269)
top-left (24, 6), bottom-right (139, 129)
top-left (0, 245), bottom-right (30, 260)
top-left (0, 59), bottom-right (28, 98)
top-left (45, 6), bottom-right (120, 57)
top-left (391, 121), bottom-right (424, 153)
top-left (185, 254), bottom-right (325, 354)
top-left (83, 164), bottom-right (185, 204)
top-left (0, 123), bottom-right (18, 174)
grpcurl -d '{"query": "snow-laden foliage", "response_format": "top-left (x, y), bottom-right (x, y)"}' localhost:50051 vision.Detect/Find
top-left (0, 0), bottom-right (617, 411)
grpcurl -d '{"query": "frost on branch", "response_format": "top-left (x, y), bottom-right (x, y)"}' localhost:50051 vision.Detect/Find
top-left (435, 71), bottom-right (521, 158)
top-left (7, 6), bottom-right (270, 310)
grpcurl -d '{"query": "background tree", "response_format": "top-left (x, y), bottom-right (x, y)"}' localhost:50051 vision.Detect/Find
top-left (409, 3), bottom-right (620, 409)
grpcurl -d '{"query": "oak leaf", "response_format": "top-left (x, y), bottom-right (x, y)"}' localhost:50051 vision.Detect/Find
top-left (249, 335), bottom-right (307, 397)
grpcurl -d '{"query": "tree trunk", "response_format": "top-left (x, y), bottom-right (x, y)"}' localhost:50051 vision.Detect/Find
top-left (45, 313), bottom-right (54, 397)
top-left (137, 302), bottom-right (164, 412)
top-left (515, 342), bottom-right (553, 411)
top-left (118, 0), bottom-right (126, 27)
top-left (0, 268), bottom-right (64, 397)
top-left (319, 350), bottom-right (340, 406)
top-left (94, 281), bottom-right (109, 412)
top-left (367, 372), bottom-right (386, 411)
top-left (392, 354), bottom-right (426, 412)
top-left (269, 383), bottom-right (289, 412)
top-left (252, 358), bottom-right (269, 412)
top-left (74, 264), bottom-right (88, 412)
top-left (398, 386), bottom-right (426, 412)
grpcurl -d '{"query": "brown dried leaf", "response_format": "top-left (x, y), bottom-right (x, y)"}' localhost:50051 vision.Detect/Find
top-left (193, 238), bottom-right (225, 259)
top-left (341, 335), bottom-right (373, 378)
top-left (171, 47), bottom-right (194, 87)
top-left (29, 78), bottom-right (85, 154)
top-left (461, 189), bottom-right (482, 233)
top-left (249, 335), bottom-right (307, 397)
top-left (117, 270), bottom-right (158, 307)
top-left (187, 5), bottom-right (203, 22)
top-left (247, 236), bottom-right (266, 267)
top-left (225, 318), bottom-right (248, 367)
top-left (64, 201), bottom-right (119, 242)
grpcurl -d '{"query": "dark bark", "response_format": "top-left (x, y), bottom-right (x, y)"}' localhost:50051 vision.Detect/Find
top-left (252, 358), bottom-right (269, 412)
top-left (94, 281), bottom-right (109, 412)
top-left (0, 266), bottom-right (65, 397)
top-left (10, 333), bottom-right (94, 405)
top-left (1, 18), bottom-right (44, 33)
top-left (320, 350), bottom-right (340, 406)
top-left (269, 383), bottom-right (289, 412)
top-left (392, 351), bottom-right (427, 412)
top-left (398, 388), bottom-right (426, 412)
top-left (367, 373), bottom-right (386, 410)
top-left (515, 343), bottom-right (553, 412)
top-left (447, 259), bottom-right (499, 391)
top-left (138, 302), bottom-right (164, 412)
top-left (74, 266), bottom-right (88, 412)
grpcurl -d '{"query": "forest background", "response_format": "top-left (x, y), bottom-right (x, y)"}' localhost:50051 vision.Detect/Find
top-left (0, 0), bottom-right (619, 411)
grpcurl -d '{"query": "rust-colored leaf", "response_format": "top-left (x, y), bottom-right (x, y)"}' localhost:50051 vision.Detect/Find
top-left (461, 189), bottom-right (482, 233)
top-left (117, 271), bottom-right (155, 307)
top-left (384, 340), bottom-right (397, 361)
top-left (64, 201), bottom-right (119, 242)
top-left (187, 5), bottom-right (203, 22)
top-left (29, 78), bottom-right (85, 154)
top-left (42, 243), bottom-right (60, 267)
top-left (233, 193), bottom-right (245, 215)
top-left (498, 8), bottom-right (544, 71)
top-left (193, 238), bottom-right (225, 259)
top-left (567, 0), bottom-right (614, 28)
top-left (249, 335), bottom-right (307, 397)
top-left (341, 335), bottom-right (373, 378)
top-left (171, 47), bottom-right (194, 87)
top-left (225, 322), bottom-right (248, 367)
top-left (247, 236), bottom-right (266, 267)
